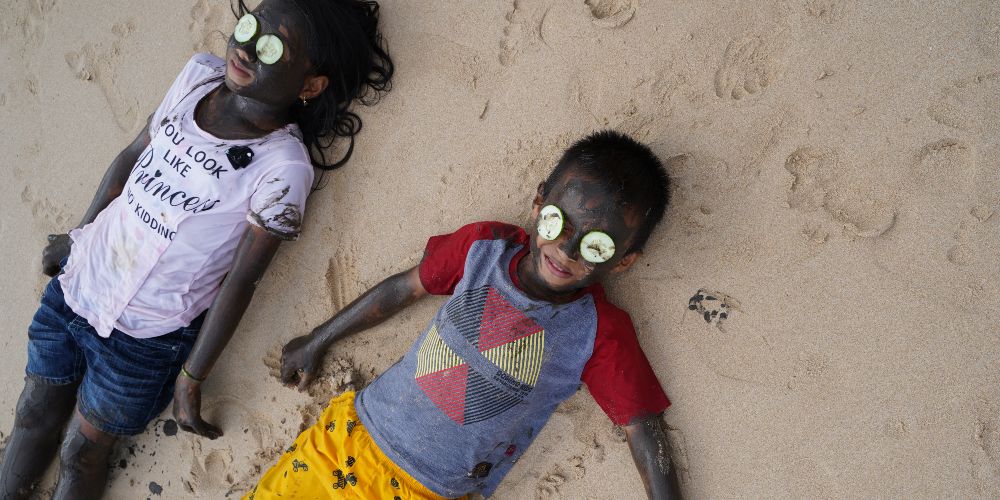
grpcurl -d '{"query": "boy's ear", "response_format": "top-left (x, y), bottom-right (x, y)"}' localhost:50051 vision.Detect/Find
top-left (531, 182), bottom-right (545, 219)
top-left (299, 75), bottom-right (329, 100)
top-left (610, 251), bottom-right (641, 274)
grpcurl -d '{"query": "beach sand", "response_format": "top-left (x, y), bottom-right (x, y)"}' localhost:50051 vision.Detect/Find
top-left (1, 0), bottom-right (998, 497)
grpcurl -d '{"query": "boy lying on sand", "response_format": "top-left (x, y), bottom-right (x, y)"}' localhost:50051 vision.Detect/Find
top-left (250, 130), bottom-right (681, 499)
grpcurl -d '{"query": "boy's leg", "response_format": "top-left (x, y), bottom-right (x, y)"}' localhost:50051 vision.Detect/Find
top-left (249, 392), bottom-right (451, 500)
top-left (0, 377), bottom-right (78, 499)
top-left (52, 409), bottom-right (117, 500)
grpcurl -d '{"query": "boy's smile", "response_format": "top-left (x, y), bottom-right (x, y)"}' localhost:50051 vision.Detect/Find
top-left (518, 171), bottom-right (642, 301)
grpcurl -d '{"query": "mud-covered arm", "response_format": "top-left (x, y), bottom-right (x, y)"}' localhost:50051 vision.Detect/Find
top-left (624, 414), bottom-right (683, 500)
top-left (78, 114), bottom-right (152, 228)
top-left (280, 265), bottom-right (428, 390)
top-left (41, 115), bottom-right (152, 276)
top-left (172, 224), bottom-right (283, 438)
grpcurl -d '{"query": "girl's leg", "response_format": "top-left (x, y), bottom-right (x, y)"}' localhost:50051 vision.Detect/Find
top-left (52, 408), bottom-right (118, 500)
top-left (0, 377), bottom-right (78, 499)
top-left (3, 272), bottom-right (85, 499)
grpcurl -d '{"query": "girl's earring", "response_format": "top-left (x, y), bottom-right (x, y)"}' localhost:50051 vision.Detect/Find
top-left (300, 97), bottom-right (308, 107)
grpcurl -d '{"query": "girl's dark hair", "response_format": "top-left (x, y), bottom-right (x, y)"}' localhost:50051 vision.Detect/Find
top-left (234, 0), bottom-right (394, 172)
top-left (542, 130), bottom-right (670, 253)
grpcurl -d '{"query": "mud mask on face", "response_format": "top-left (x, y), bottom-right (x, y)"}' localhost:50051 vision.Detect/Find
top-left (233, 14), bottom-right (285, 64)
top-left (536, 204), bottom-right (616, 264)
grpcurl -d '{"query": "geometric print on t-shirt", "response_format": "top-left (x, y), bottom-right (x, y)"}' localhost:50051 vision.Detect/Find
top-left (414, 286), bottom-right (545, 425)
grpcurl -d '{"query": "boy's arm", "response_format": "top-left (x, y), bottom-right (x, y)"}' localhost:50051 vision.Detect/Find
top-left (280, 264), bottom-right (428, 390)
top-left (41, 114), bottom-right (152, 276)
top-left (173, 224), bottom-right (283, 438)
top-left (624, 414), bottom-right (683, 500)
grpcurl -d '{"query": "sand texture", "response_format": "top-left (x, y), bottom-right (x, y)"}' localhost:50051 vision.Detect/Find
top-left (1, 0), bottom-right (999, 498)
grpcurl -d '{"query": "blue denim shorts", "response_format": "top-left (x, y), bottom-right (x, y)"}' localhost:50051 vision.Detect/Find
top-left (26, 275), bottom-right (205, 435)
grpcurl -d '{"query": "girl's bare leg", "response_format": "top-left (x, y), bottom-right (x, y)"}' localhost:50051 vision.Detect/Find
top-left (0, 377), bottom-right (78, 499)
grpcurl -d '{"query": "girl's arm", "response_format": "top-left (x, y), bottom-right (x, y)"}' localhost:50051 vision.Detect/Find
top-left (280, 265), bottom-right (428, 390)
top-left (624, 415), bottom-right (683, 500)
top-left (41, 115), bottom-right (152, 276)
top-left (172, 224), bottom-right (283, 438)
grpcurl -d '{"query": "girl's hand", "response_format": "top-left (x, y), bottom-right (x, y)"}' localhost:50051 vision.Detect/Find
top-left (280, 334), bottom-right (324, 391)
top-left (172, 374), bottom-right (223, 439)
top-left (41, 234), bottom-right (72, 277)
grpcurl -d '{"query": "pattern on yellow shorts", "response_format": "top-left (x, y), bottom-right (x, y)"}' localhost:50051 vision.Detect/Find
top-left (246, 392), bottom-right (460, 500)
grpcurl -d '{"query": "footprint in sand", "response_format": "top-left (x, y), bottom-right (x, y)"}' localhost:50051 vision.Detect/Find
top-left (185, 443), bottom-right (236, 495)
top-left (584, 0), bottom-right (635, 29)
top-left (713, 32), bottom-right (784, 101)
top-left (973, 389), bottom-right (1000, 496)
top-left (912, 139), bottom-right (975, 192)
top-left (64, 50), bottom-right (94, 81)
top-left (497, 134), bottom-right (573, 208)
top-left (20, 185), bottom-right (71, 230)
top-left (927, 75), bottom-right (1000, 213)
top-left (534, 466), bottom-right (567, 499)
top-left (19, 0), bottom-right (57, 45)
top-left (928, 73), bottom-right (1000, 138)
top-left (202, 395), bottom-right (277, 451)
top-left (803, 0), bottom-right (852, 24)
top-left (498, 0), bottom-right (549, 67)
top-left (183, 397), bottom-right (282, 496)
top-left (189, 0), bottom-right (230, 54)
top-left (977, 2), bottom-right (1000, 55)
top-left (784, 146), bottom-right (897, 240)
top-left (687, 289), bottom-right (740, 330)
top-left (22, 73), bottom-right (39, 98)
top-left (326, 246), bottom-right (360, 312)
top-left (665, 425), bottom-right (692, 485)
top-left (63, 23), bottom-right (141, 132)
top-left (908, 139), bottom-right (1000, 268)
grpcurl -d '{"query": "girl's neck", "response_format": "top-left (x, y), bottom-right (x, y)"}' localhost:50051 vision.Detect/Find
top-left (196, 85), bottom-right (292, 140)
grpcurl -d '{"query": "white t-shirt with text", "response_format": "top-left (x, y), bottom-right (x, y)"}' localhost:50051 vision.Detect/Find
top-left (60, 53), bottom-right (314, 338)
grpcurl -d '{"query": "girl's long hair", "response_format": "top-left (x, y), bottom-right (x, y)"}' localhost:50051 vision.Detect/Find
top-left (233, 0), bottom-right (394, 172)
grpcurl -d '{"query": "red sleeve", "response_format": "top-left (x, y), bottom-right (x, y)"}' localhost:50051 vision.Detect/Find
top-left (418, 221), bottom-right (526, 295)
top-left (582, 288), bottom-right (671, 426)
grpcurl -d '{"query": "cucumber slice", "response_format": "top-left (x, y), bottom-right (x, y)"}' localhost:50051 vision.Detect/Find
top-left (233, 14), bottom-right (258, 43)
top-left (537, 205), bottom-right (564, 240)
top-left (256, 34), bottom-right (284, 64)
top-left (580, 231), bottom-right (615, 263)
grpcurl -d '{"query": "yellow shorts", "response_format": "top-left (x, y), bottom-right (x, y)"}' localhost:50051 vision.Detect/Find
top-left (246, 392), bottom-right (458, 500)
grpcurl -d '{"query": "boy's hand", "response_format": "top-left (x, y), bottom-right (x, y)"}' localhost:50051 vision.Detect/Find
top-left (276, 266), bottom-right (426, 391)
top-left (41, 233), bottom-right (72, 277)
top-left (280, 334), bottom-right (324, 391)
top-left (172, 374), bottom-right (223, 439)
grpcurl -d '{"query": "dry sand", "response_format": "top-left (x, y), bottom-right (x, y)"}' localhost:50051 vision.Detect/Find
top-left (1, 0), bottom-right (998, 498)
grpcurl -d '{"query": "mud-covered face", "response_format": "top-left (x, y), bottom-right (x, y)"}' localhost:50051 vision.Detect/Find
top-left (225, 0), bottom-right (313, 106)
top-left (526, 171), bottom-right (641, 294)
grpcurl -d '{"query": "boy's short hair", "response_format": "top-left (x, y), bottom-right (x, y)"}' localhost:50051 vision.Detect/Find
top-left (542, 130), bottom-right (670, 253)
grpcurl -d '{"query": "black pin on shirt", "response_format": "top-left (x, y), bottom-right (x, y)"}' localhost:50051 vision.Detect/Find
top-left (226, 146), bottom-right (254, 170)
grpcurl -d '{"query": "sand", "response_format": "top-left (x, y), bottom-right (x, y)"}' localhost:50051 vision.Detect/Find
top-left (1, 0), bottom-right (998, 498)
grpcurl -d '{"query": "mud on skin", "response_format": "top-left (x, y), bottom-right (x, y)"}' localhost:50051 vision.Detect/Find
top-left (519, 172), bottom-right (642, 301)
top-left (0, 377), bottom-right (77, 499)
top-left (196, 0), bottom-right (320, 141)
top-left (52, 416), bottom-right (117, 500)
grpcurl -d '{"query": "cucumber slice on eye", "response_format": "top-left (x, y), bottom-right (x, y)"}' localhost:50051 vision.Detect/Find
top-left (233, 14), bottom-right (258, 43)
top-left (537, 205), bottom-right (564, 241)
top-left (256, 34), bottom-right (284, 64)
top-left (580, 231), bottom-right (615, 263)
